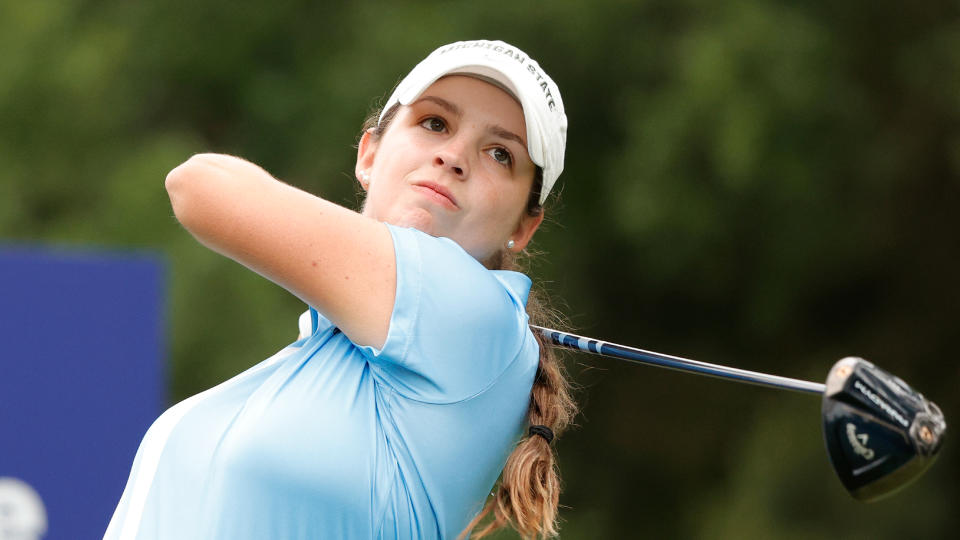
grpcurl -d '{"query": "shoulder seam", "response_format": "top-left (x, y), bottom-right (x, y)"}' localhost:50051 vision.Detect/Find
top-left (390, 328), bottom-right (534, 406)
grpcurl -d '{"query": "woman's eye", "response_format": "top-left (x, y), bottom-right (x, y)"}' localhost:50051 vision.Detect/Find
top-left (489, 147), bottom-right (513, 166)
top-left (420, 117), bottom-right (446, 132)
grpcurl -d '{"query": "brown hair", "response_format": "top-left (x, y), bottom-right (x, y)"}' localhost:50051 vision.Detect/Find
top-left (361, 103), bottom-right (578, 539)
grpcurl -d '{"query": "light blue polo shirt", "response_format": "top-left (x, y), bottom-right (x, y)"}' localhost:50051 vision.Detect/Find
top-left (105, 225), bottom-right (539, 539)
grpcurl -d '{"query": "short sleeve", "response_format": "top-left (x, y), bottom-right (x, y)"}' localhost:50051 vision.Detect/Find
top-left (359, 225), bottom-right (533, 403)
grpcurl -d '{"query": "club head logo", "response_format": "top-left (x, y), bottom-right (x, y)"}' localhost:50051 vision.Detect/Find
top-left (846, 422), bottom-right (875, 460)
top-left (0, 477), bottom-right (47, 540)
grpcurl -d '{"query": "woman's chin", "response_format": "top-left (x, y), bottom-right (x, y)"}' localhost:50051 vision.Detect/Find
top-left (384, 207), bottom-right (440, 236)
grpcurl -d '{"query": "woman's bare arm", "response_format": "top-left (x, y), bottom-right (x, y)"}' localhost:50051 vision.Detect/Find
top-left (165, 153), bottom-right (395, 348)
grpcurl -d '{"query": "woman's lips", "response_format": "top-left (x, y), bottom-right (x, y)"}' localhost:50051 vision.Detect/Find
top-left (412, 182), bottom-right (459, 209)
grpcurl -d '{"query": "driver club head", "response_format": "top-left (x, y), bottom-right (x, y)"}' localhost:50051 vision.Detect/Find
top-left (822, 357), bottom-right (946, 502)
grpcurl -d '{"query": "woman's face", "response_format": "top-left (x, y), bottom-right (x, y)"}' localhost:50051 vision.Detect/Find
top-left (356, 75), bottom-right (543, 263)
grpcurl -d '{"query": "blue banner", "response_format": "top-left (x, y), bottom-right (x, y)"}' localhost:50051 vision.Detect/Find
top-left (0, 246), bottom-right (165, 539)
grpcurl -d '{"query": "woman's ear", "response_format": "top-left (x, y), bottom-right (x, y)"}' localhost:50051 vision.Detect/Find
top-left (508, 211), bottom-right (545, 252)
top-left (355, 129), bottom-right (377, 190)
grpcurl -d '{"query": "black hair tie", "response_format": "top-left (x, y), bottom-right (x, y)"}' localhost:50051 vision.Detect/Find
top-left (528, 425), bottom-right (554, 444)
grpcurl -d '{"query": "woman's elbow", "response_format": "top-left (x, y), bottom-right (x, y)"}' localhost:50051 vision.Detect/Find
top-left (165, 154), bottom-right (220, 229)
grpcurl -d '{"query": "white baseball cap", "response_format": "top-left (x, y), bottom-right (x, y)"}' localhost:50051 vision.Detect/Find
top-left (380, 40), bottom-right (568, 205)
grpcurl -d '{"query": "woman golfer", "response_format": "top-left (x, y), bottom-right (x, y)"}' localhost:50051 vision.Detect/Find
top-left (106, 39), bottom-right (575, 539)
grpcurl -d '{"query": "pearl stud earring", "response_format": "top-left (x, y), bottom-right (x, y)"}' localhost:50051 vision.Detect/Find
top-left (506, 239), bottom-right (516, 250)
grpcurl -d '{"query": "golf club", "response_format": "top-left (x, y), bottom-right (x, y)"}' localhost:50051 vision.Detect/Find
top-left (532, 325), bottom-right (946, 502)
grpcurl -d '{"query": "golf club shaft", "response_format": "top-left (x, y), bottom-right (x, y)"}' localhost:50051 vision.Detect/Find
top-left (532, 326), bottom-right (826, 395)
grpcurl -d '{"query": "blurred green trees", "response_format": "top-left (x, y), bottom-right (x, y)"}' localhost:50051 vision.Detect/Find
top-left (2, 0), bottom-right (956, 537)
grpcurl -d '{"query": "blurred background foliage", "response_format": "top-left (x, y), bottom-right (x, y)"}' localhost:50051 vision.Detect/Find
top-left (2, 0), bottom-right (957, 537)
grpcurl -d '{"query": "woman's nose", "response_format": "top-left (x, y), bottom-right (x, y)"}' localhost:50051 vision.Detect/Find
top-left (434, 141), bottom-right (469, 178)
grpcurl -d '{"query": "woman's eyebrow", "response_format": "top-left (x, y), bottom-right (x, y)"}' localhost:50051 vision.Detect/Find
top-left (488, 125), bottom-right (526, 148)
top-left (413, 95), bottom-right (461, 117)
